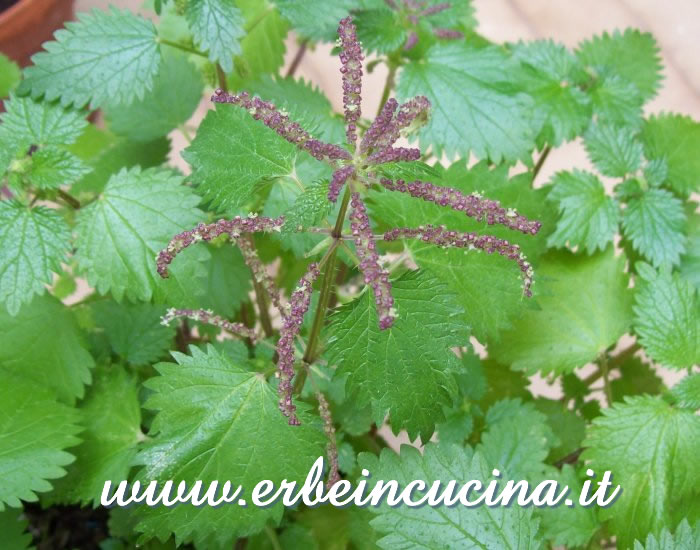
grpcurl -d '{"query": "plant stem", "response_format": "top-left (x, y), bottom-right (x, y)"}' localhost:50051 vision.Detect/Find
top-left (253, 279), bottom-right (275, 338)
top-left (57, 189), bottom-right (81, 209)
top-left (216, 63), bottom-right (228, 92)
top-left (286, 39), bottom-right (308, 78)
top-left (264, 526), bottom-right (282, 550)
top-left (599, 353), bottom-right (613, 406)
top-left (376, 62), bottom-right (397, 117)
top-left (532, 146), bottom-right (551, 181)
top-left (159, 38), bottom-right (208, 59)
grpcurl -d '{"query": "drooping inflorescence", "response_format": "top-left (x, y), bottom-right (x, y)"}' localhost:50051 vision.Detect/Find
top-left (156, 214), bottom-right (284, 278)
top-left (337, 16), bottom-right (364, 147)
top-left (160, 308), bottom-right (258, 342)
top-left (316, 390), bottom-right (341, 487)
top-left (383, 225), bottom-right (536, 297)
top-left (349, 193), bottom-right (396, 330)
top-left (277, 262), bottom-right (320, 425)
top-left (379, 178), bottom-right (542, 235)
top-left (237, 235), bottom-right (284, 313)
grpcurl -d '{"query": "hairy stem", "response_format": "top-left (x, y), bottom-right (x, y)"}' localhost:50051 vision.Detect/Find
top-left (253, 279), bottom-right (275, 338)
top-left (263, 526), bottom-right (282, 550)
top-left (599, 353), bottom-right (613, 406)
top-left (57, 189), bottom-right (80, 210)
top-left (286, 39), bottom-right (308, 78)
top-left (159, 38), bottom-right (208, 59)
top-left (532, 146), bottom-right (551, 181)
top-left (216, 63), bottom-right (228, 92)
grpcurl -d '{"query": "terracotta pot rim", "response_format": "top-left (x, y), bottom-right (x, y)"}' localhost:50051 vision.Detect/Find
top-left (0, 0), bottom-right (37, 27)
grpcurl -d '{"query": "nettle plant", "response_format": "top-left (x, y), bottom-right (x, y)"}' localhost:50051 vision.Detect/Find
top-left (0, 1), bottom-right (698, 549)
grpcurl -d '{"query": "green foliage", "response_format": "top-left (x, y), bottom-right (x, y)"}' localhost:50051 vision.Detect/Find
top-left (133, 346), bottom-right (325, 548)
top-left (275, 0), bottom-right (353, 42)
top-left (186, 0), bottom-right (244, 73)
top-left (583, 395), bottom-right (700, 549)
top-left (0, 53), bottom-right (21, 98)
top-left (671, 374), bottom-right (700, 410)
top-left (0, 509), bottom-right (32, 549)
top-left (633, 519), bottom-right (700, 550)
top-left (633, 262), bottom-right (699, 369)
top-left (19, 7), bottom-right (161, 108)
top-left (326, 270), bottom-right (468, 441)
top-left (584, 122), bottom-right (643, 177)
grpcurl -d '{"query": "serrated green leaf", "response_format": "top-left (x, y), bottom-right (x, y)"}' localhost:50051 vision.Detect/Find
top-left (0, 374), bottom-right (82, 510)
top-left (584, 122), bottom-right (643, 177)
top-left (0, 202), bottom-right (71, 315)
top-left (47, 365), bottom-right (141, 506)
top-left (183, 105), bottom-right (298, 208)
top-left (359, 444), bottom-right (543, 549)
top-left (492, 248), bottom-right (633, 375)
top-left (679, 210), bottom-right (700, 288)
top-left (398, 43), bottom-right (537, 162)
top-left (634, 519), bottom-right (700, 550)
top-left (20, 147), bottom-right (90, 189)
top-left (577, 28), bottom-right (662, 103)
top-left (0, 53), bottom-right (21, 98)
top-left (326, 270), bottom-right (469, 441)
top-left (91, 301), bottom-right (175, 365)
top-left (75, 167), bottom-right (206, 302)
top-left (197, 244), bottom-right (251, 318)
top-left (586, 73), bottom-right (643, 127)
top-left (370, 160), bottom-right (556, 341)
top-left (533, 398), bottom-right (586, 462)
top-left (132, 345), bottom-right (325, 548)
top-left (104, 52), bottom-right (203, 142)
top-left (546, 170), bottom-right (620, 253)
top-left (186, 0), bottom-right (244, 73)
top-left (295, 506), bottom-right (380, 550)
top-left (633, 262), bottom-right (699, 369)
top-left (512, 40), bottom-right (591, 147)
top-left (355, 8), bottom-right (406, 54)
top-left (610, 357), bottom-right (664, 403)
top-left (0, 294), bottom-right (94, 403)
top-left (275, 0), bottom-right (353, 42)
top-left (583, 395), bottom-right (700, 549)
top-left (622, 188), bottom-right (686, 267)
top-left (282, 180), bottom-right (332, 234)
top-left (19, 7), bottom-right (161, 108)
top-left (641, 113), bottom-right (700, 196)
top-left (0, 508), bottom-right (32, 549)
top-left (671, 374), bottom-right (700, 410)
top-left (538, 465), bottom-right (599, 548)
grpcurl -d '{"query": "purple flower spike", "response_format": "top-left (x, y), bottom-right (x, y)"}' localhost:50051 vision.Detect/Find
top-left (433, 28), bottom-right (464, 40)
top-left (212, 90), bottom-right (351, 164)
top-left (349, 193), bottom-right (396, 330)
top-left (277, 262), bottom-right (321, 425)
top-left (380, 178), bottom-right (542, 236)
top-left (360, 98), bottom-right (398, 154)
top-left (421, 2), bottom-right (451, 16)
top-left (317, 391), bottom-right (341, 488)
top-left (329, 165), bottom-right (356, 203)
top-left (161, 308), bottom-right (258, 341)
top-left (404, 31), bottom-right (419, 51)
top-left (238, 235), bottom-right (284, 313)
top-left (156, 215), bottom-right (284, 278)
top-left (384, 225), bottom-right (536, 297)
top-left (368, 146), bottom-right (421, 165)
top-left (338, 17), bottom-right (364, 147)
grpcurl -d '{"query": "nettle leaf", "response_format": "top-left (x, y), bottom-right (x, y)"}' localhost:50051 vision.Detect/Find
top-left (492, 248), bottom-right (633, 375)
top-left (275, 0), bottom-right (353, 42)
top-left (183, 106), bottom-right (297, 209)
top-left (133, 346), bottom-right (325, 548)
top-left (538, 465), bottom-right (599, 548)
top-left (19, 7), bottom-right (161, 108)
top-left (0, 294), bottom-right (94, 403)
top-left (370, 161), bottom-right (556, 341)
top-left (634, 519), bottom-right (700, 550)
top-left (104, 52), bottom-right (203, 142)
top-left (0, 374), bottom-right (81, 510)
top-left (633, 262), bottom-right (699, 369)
top-left (0, 53), bottom-right (20, 98)
top-left (671, 374), bottom-right (700, 410)
top-left (359, 444), bottom-right (543, 549)
top-left (398, 43), bottom-right (537, 162)
top-left (679, 209), bottom-right (699, 288)
top-left (48, 365), bottom-right (141, 506)
top-left (197, 244), bottom-right (251, 318)
top-left (21, 147), bottom-right (90, 189)
top-left (583, 395), bottom-right (700, 549)
top-left (91, 301), bottom-right (175, 365)
top-left (75, 167), bottom-right (206, 302)
top-left (641, 113), bottom-right (700, 196)
top-left (584, 122), bottom-right (643, 177)
top-left (533, 398), bottom-right (586, 462)
top-left (282, 180), bottom-right (332, 234)
top-left (0, 508), bottom-right (32, 549)
top-left (232, 0), bottom-right (288, 85)
top-left (576, 29), bottom-right (662, 103)
top-left (512, 39), bottom-right (591, 147)
top-left (355, 8), bottom-right (406, 55)
top-left (585, 73), bottom-right (643, 127)
top-left (186, 0), bottom-right (244, 73)
top-left (622, 188), bottom-right (687, 267)
top-left (0, 201), bottom-right (71, 315)
top-left (610, 357), bottom-right (664, 403)
top-left (326, 270), bottom-right (469, 441)
top-left (546, 170), bottom-right (620, 254)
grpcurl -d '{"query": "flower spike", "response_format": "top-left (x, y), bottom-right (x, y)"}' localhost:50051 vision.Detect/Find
top-left (384, 225), bottom-right (536, 297)
top-left (317, 391), bottom-right (341, 488)
top-left (379, 178), bottom-right (542, 235)
top-left (328, 165), bottom-right (356, 203)
top-left (350, 193), bottom-right (396, 330)
top-left (338, 17), bottom-right (364, 147)
top-left (161, 308), bottom-right (258, 341)
top-left (277, 262), bottom-right (320, 425)
top-left (237, 235), bottom-right (284, 313)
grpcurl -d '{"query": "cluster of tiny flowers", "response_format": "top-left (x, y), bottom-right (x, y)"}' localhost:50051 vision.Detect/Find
top-left (383, 1), bottom-right (463, 50)
top-left (277, 263), bottom-right (320, 425)
top-left (160, 308), bottom-right (258, 341)
top-left (237, 235), bottom-right (284, 313)
top-left (368, 146), bottom-right (421, 164)
top-left (383, 225), bottom-right (536, 297)
top-left (328, 164), bottom-right (356, 203)
top-left (350, 193), bottom-right (396, 330)
top-left (379, 178), bottom-right (542, 235)
top-left (337, 17), bottom-right (364, 147)
top-left (156, 215), bottom-right (284, 278)
top-left (211, 89), bottom-right (350, 163)
top-left (360, 96), bottom-right (430, 160)
top-left (316, 391), bottom-right (341, 488)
